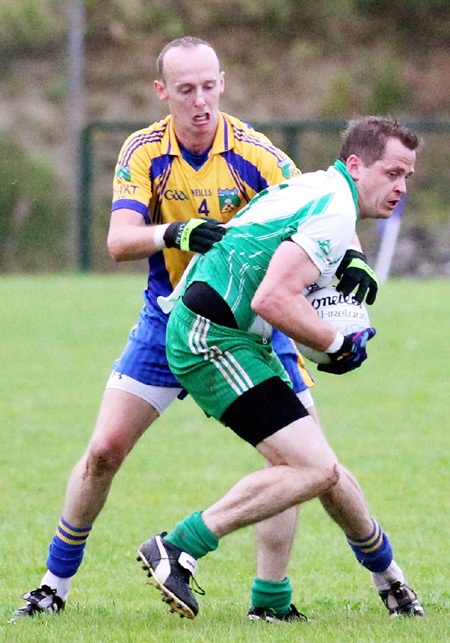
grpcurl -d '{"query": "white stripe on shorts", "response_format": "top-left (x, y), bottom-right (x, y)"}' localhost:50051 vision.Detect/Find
top-left (188, 314), bottom-right (254, 396)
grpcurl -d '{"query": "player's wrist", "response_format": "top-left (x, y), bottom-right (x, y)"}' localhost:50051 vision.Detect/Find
top-left (346, 246), bottom-right (366, 259)
top-left (153, 223), bottom-right (171, 250)
top-left (325, 332), bottom-right (345, 354)
top-left (345, 248), bottom-right (367, 261)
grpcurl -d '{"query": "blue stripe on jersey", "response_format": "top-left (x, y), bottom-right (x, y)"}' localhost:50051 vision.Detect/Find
top-left (147, 252), bottom-right (173, 301)
top-left (232, 126), bottom-right (286, 163)
top-left (151, 163), bottom-right (173, 225)
top-left (112, 199), bottom-right (149, 219)
top-left (222, 149), bottom-right (270, 194)
top-left (149, 155), bottom-right (174, 225)
top-left (223, 114), bottom-right (229, 148)
top-left (161, 163), bottom-right (174, 194)
top-left (150, 154), bottom-right (173, 184)
top-left (119, 127), bottom-right (167, 165)
top-left (120, 134), bottom-right (166, 166)
top-left (226, 162), bottom-right (251, 204)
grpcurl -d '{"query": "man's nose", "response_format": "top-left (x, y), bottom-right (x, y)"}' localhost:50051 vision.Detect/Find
top-left (396, 177), bottom-right (407, 194)
top-left (194, 88), bottom-right (206, 106)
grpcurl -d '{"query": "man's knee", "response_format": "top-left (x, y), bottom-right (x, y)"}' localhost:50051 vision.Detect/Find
top-left (86, 437), bottom-right (128, 475)
top-left (315, 462), bottom-right (340, 496)
top-left (287, 460), bottom-right (339, 504)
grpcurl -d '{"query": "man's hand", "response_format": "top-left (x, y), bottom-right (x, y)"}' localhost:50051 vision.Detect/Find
top-left (163, 218), bottom-right (226, 254)
top-left (318, 327), bottom-right (376, 375)
top-left (336, 250), bottom-right (378, 305)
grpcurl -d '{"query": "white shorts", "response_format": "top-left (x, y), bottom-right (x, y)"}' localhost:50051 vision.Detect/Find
top-left (106, 371), bottom-right (182, 415)
top-left (297, 387), bottom-right (314, 409)
top-left (106, 371), bottom-right (315, 417)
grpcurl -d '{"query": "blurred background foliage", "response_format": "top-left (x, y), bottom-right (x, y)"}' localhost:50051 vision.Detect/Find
top-left (3, 0), bottom-right (449, 53)
top-left (1, 0), bottom-right (450, 273)
top-left (0, 135), bottom-right (68, 271)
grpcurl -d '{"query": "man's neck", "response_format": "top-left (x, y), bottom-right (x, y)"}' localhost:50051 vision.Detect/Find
top-left (173, 117), bottom-right (219, 156)
top-left (175, 132), bottom-right (214, 155)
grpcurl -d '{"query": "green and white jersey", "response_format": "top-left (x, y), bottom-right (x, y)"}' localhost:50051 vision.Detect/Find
top-left (184, 160), bottom-right (359, 331)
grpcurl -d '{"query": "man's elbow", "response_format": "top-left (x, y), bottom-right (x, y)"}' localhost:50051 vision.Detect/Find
top-left (107, 235), bottom-right (127, 262)
top-left (251, 291), bottom-right (281, 322)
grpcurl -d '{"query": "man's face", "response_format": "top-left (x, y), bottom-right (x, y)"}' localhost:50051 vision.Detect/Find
top-left (154, 44), bottom-right (225, 145)
top-left (348, 137), bottom-right (416, 219)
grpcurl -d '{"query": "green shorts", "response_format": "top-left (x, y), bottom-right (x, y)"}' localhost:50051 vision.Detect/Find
top-left (166, 301), bottom-right (293, 422)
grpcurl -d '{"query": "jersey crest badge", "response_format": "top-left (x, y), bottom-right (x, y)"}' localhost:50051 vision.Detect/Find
top-left (115, 164), bottom-right (131, 181)
top-left (218, 188), bottom-right (241, 213)
top-left (277, 159), bottom-right (296, 179)
top-left (317, 239), bottom-right (332, 256)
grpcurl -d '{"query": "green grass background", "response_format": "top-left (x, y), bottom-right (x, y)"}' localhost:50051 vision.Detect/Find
top-left (1, 275), bottom-right (449, 642)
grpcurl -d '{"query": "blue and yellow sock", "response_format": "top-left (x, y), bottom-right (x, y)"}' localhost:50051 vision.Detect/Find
top-left (346, 519), bottom-right (393, 572)
top-left (46, 516), bottom-right (92, 578)
top-left (164, 511), bottom-right (219, 560)
top-left (251, 577), bottom-right (293, 616)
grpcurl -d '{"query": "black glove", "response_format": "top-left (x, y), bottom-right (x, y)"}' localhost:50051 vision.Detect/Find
top-left (163, 218), bottom-right (226, 254)
top-left (318, 327), bottom-right (376, 375)
top-left (335, 250), bottom-right (378, 305)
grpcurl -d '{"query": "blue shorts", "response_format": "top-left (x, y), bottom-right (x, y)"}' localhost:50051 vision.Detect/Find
top-left (113, 293), bottom-right (178, 387)
top-left (113, 292), bottom-right (312, 393)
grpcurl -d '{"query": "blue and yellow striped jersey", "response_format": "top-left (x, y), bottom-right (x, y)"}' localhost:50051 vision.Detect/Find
top-left (112, 112), bottom-right (299, 302)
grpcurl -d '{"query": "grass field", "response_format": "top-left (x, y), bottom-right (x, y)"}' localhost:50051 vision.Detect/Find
top-left (1, 274), bottom-right (449, 642)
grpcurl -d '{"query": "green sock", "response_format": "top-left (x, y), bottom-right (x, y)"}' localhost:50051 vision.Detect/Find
top-left (251, 577), bottom-right (293, 616)
top-left (164, 511), bottom-right (219, 560)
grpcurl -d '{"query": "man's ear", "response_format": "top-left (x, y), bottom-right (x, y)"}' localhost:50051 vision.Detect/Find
top-left (154, 79), bottom-right (168, 102)
top-left (346, 154), bottom-right (361, 181)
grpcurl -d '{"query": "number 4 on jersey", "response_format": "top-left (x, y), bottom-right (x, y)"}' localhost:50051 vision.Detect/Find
top-left (198, 199), bottom-right (210, 215)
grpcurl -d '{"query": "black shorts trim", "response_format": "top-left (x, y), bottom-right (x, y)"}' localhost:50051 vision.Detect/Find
top-left (182, 281), bottom-right (237, 329)
top-left (220, 376), bottom-right (308, 447)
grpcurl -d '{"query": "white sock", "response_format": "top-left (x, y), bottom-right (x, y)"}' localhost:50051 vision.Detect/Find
top-left (371, 560), bottom-right (406, 591)
top-left (40, 570), bottom-right (72, 601)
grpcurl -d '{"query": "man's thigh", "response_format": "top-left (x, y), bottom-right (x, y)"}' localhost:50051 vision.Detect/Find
top-left (257, 414), bottom-right (338, 470)
top-left (221, 376), bottom-right (308, 446)
top-left (89, 387), bottom-right (160, 453)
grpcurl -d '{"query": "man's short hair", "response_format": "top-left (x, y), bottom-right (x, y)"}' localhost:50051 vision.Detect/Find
top-left (339, 116), bottom-right (420, 166)
top-left (156, 37), bottom-right (218, 81)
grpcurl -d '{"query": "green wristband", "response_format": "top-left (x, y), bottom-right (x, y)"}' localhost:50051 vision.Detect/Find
top-left (348, 258), bottom-right (378, 284)
top-left (179, 219), bottom-right (205, 251)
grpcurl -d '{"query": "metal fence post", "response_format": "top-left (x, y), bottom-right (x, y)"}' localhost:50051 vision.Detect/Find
top-left (79, 124), bottom-right (93, 271)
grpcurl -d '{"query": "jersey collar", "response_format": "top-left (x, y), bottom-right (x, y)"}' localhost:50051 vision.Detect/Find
top-left (210, 113), bottom-right (235, 154)
top-left (161, 113), bottom-right (234, 157)
top-left (334, 159), bottom-right (359, 211)
top-left (161, 116), bottom-right (181, 156)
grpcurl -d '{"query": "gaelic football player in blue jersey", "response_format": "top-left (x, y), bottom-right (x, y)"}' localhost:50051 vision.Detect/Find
top-left (12, 39), bottom-right (385, 623)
